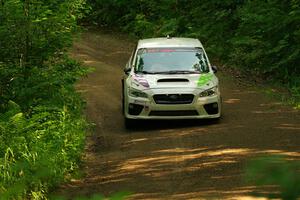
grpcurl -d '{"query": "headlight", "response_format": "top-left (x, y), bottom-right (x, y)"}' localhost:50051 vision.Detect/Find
top-left (199, 86), bottom-right (218, 97)
top-left (129, 87), bottom-right (148, 98)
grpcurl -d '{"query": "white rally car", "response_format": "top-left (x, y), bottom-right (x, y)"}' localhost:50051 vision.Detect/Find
top-left (122, 37), bottom-right (221, 128)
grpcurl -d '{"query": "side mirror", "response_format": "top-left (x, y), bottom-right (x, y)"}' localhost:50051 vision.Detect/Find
top-left (123, 68), bottom-right (131, 75)
top-left (212, 65), bottom-right (218, 73)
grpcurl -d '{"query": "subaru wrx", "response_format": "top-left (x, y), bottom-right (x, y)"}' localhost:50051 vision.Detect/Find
top-left (122, 37), bottom-right (221, 128)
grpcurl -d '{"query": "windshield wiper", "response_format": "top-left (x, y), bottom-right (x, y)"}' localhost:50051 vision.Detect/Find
top-left (136, 70), bottom-right (158, 74)
top-left (157, 70), bottom-right (201, 74)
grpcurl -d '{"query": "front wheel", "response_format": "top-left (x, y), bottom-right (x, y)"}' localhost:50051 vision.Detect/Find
top-left (121, 79), bottom-right (125, 115)
top-left (124, 117), bottom-right (134, 129)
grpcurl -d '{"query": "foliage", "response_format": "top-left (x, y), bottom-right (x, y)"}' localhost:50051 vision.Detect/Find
top-left (0, 95), bottom-right (87, 199)
top-left (86, 0), bottom-right (300, 103)
top-left (246, 156), bottom-right (300, 200)
top-left (50, 191), bottom-right (131, 200)
top-left (0, 0), bottom-right (89, 199)
top-left (230, 0), bottom-right (300, 79)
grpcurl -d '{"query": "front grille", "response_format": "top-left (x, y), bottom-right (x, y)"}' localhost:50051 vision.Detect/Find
top-left (153, 94), bottom-right (194, 104)
top-left (149, 110), bottom-right (199, 116)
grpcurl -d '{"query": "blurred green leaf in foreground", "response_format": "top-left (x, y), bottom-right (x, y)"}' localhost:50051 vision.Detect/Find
top-left (246, 156), bottom-right (300, 200)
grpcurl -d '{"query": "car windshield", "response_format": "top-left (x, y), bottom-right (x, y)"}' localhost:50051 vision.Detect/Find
top-left (135, 48), bottom-right (210, 74)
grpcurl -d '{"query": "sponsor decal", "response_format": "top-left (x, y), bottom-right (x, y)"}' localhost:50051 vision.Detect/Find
top-left (133, 75), bottom-right (150, 88)
top-left (147, 48), bottom-right (175, 53)
top-left (197, 74), bottom-right (213, 87)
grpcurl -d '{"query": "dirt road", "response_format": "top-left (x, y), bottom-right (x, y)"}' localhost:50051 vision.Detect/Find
top-left (58, 30), bottom-right (300, 199)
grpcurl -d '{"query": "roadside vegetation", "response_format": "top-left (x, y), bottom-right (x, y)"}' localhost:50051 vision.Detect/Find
top-left (86, 0), bottom-right (300, 106)
top-left (247, 156), bottom-right (300, 200)
top-left (0, 0), bottom-right (90, 198)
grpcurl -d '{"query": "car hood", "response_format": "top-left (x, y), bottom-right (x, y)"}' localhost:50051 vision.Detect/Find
top-left (130, 73), bottom-right (218, 90)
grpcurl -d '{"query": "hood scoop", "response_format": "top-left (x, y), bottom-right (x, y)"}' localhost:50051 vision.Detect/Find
top-left (157, 78), bottom-right (189, 83)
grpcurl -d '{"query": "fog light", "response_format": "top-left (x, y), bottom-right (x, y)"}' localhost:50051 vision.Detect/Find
top-left (204, 103), bottom-right (219, 115)
top-left (128, 103), bottom-right (144, 115)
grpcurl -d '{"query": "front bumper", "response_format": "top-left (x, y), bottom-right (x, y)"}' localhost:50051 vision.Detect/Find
top-left (125, 88), bottom-right (221, 120)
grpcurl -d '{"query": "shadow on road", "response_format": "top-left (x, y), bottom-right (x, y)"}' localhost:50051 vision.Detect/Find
top-left (124, 118), bottom-right (221, 132)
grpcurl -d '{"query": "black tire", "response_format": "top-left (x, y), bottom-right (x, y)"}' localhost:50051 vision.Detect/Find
top-left (124, 117), bottom-right (134, 129)
top-left (122, 80), bottom-right (134, 129)
top-left (121, 79), bottom-right (125, 115)
top-left (212, 114), bottom-right (222, 123)
top-left (213, 116), bottom-right (221, 122)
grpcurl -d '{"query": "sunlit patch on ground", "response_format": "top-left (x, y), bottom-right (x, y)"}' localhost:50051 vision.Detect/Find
top-left (224, 98), bottom-right (241, 104)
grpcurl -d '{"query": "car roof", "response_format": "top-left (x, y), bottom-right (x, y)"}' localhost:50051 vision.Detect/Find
top-left (137, 37), bottom-right (203, 49)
